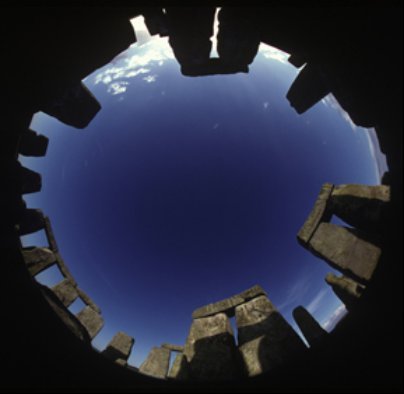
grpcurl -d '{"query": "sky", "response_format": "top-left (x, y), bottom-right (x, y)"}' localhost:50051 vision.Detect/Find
top-left (20, 15), bottom-right (387, 368)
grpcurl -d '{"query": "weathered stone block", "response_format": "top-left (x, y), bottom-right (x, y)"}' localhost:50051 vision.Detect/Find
top-left (167, 352), bottom-right (190, 380)
top-left (236, 295), bottom-right (306, 377)
top-left (41, 82), bottom-right (101, 129)
top-left (309, 222), bottom-right (381, 282)
top-left (184, 313), bottom-right (240, 380)
top-left (330, 184), bottom-right (390, 233)
top-left (297, 183), bottom-right (333, 245)
top-left (17, 209), bottom-right (45, 235)
top-left (76, 306), bottom-right (104, 340)
top-left (102, 332), bottom-right (134, 365)
top-left (44, 216), bottom-right (58, 252)
top-left (139, 347), bottom-right (170, 379)
top-left (18, 129), bottom-right (49, 157)
top-left (20, 165), bottom-right (41, 194)
top-left (292, 306), bottom-right (327, 347)
top-left (286, 63), bottom-right (331, 114)
top-left (76, 288), bottom-right (100, 314)
top-left (161, 343), bottom-right (184, 352)
top-left (22, 247), bottom-right (56, 276)
top-left (51, 279), bottom-right (79, 308)
top-left (55, 253), bottom-right (77, 287)
top-left (192, 285), bottom-right (267, 319)
top-left (325, 273), bottom-right (365, 310)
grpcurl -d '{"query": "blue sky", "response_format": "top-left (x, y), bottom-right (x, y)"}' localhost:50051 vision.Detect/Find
top-left (21, 16), bottom-right (385, 368)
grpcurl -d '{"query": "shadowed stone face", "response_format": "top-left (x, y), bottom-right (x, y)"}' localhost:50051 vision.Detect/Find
top-left (292, 306), bottom-right (327, 346)
top-left (102, 331), bottom-right (134, 365)
top-left (236, 296), bottom-right (306, 376)
top-left (325, 273), bottom-right (365, 310)
top-left (167, 353), bottom-right (189, 380)
top-left (22, 247), bottom-right (56, 276)
top-left (192, 285), bottom-right (267, 319)
top-left (184, 313), bottom-right (240, 380)
top-left (139, 347), bottom-right (170, 379)
top-left (51, 278), bottom-right (79, 308)
top-left (76, 305), bottom-right (104, 339)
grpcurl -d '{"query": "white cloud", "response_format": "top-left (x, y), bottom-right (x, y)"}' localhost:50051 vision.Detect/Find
top-left (322, 304), bottom-right (347, 332)
top-left (306, 289), bottom-right (328, 314)
top-left (259, 43), bottom-right (290, 64)
top-left (321, 94), bottom-right (358, 131)
top-left (107, 81), bottom-right (128, 95)
top-left (143, 75), bottom-right (157, 83)
top-left (263, 102), bottom-right (269, 110)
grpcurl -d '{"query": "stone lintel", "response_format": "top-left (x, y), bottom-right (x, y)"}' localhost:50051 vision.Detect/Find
top-left (44, 216), bottom-right (58, 252)
top-left (192, 285), bottom-right (267, 319)
top-left (22, 247), bottom-right (57, 276)
top-left (297, 183), bottom-right (334, 245)
top-left (76, 288), bottom-right (101, 314)
top-left (161, 343), bottom-right (184, 352)
top-left (51, 278), bottom-right (79, 308)
top-left (325, 273), bottom-right (365, 310)
top-left (139, 347), bottom-right (170, 379)
top-left (309, 222), bottom-right (380, 283)
top-left (55, 253), bottom-right (77, 287)
top-left (76, 306), bottom-right (104, 339)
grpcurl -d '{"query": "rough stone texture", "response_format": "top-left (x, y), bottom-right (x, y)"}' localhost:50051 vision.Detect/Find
top-left (297, 183), bottom-right (334, 245)
top-left (41, 82), bottom-right (101, 129)
top-left (17, 208), bottom-right (45, 235)
top-left (292, 306), bottom-right (328, 347)
top-left (102, 332), bottom-right (135, 366)
top-left (167, 352), bottom-right (190, 380)
top-left (161, 343), bottom-right (184, 352)
top-left (18, 129), bottom-right (49, 157)
top-left (51, 279), bottom-right (79, 308)
top-left (20, 165), bottom-right (41, 194)
top-left (40, 285), bottom-right (91, 344)
top-left (309, 222), bottom-right (381, 282)
top-left (139, 347), bottom-right (170, 379)
top-left (236, 295), bottom-right (306, 377)
top-left (330, 184), bottom-right (390, 232)
top-left (184, 313), bottom-right (240, 380)
top-left (22, 247), bottom-right (56, 276)
top-left (76, 306), bottom-right (104, 340)
top-left (286, 63), bottom-right (331, 114)
top-left (325, 273), bottom-right (365, 310)
top-left (192, 285), bottom-right (267, 319)
top-left (44, 216), bottom-right (58, 252)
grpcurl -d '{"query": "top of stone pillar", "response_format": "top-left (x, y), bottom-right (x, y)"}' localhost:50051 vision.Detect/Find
top-left (192, 285), bottom-right (267, 319)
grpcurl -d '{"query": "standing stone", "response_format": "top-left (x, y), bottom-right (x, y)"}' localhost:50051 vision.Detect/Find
top-left (184, 313), bottom-right (240, 380)
top-left (309, 222), bottom-right (381, 282)
top-left (167, 352), bottom-right (190, 380)
top-left (325, 273), bottom-right (365, 310)
top-left (292, 306), bottom-right (328, 347)
top-left (18, 129), bottom-right (49, 157)
top-left (329, 184), bottom-right (390, 233)
top-left (44, 216), bottom-right (58, 252)
top-left (76, 306), bottom-right (104, 340)
top-left (19, 165), bottom-right (41, 194)
top-left (236, 295), bottom-right (306, 377)
top-left (51, 279), bottom-right (79, 308)
top-left (192, 285), bottom-right (267, 319)
top-left (22, 247), bottom-right (56, 276)
top-left (102, 332), bottom-right (135, 366)
top-left (139, 347), bottom-right (170, 379)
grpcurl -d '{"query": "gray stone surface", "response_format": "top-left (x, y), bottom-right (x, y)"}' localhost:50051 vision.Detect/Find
top-left (22, 247), bottom-right (56, 276)
top-left (192, 285), bottom-right (267, 319)
top-left (18, 129), bottom-right (49, 157)
top-left (102, 332), bottom-right (135, 365)
top-left (325, 273), bottom-right (365, 310)
top-left (309, 222), bottom-right (380, 282)
top-left (44, 216), bottom-right (58, 252)
top-left (330, 184), bottom-right (390, 232)
top-left (297, 183), bottom-right (334, 245)
top-left (161, 343), bottom-right (184, 352)
top-left (76, 306), bottom-right (104, 340)
top-left (236, 295), bottom-right (306, 377)
top-left (184, 313), bottom-right (240, 380)
top-left (139, 347), bottom-right (170, 379)
top-left (51, 279), bottom-right (79, 308)
top-left (76, 288), bottom-right (101, 314)
top-left (167, 352), bottom-right (190, 380)
top-left (55, 253), bottom-right (77, 287)
top-left (292, 306), bottom-right (327, 346)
